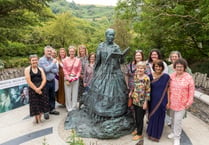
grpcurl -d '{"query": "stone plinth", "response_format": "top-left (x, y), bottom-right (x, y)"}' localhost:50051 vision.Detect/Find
top-left (64, 108), bottom-right (135, 139)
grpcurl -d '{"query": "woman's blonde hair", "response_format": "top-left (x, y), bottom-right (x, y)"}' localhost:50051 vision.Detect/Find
top-left (68, 45), bottom-right (77, 51)
top-left (136, 61), bottom-right (146, 69)
top-left (77, 44), bottom-right (88, 57)
top-left (58, 48), bottom-right (67, 61)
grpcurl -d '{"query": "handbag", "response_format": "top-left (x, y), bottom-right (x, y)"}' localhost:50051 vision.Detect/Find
top-left (128, 97), bottom-right (133, 107)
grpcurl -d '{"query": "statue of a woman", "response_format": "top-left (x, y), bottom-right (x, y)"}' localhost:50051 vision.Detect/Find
top-left (84, 28), bottom-right (128, 118)
top-left (65, 29), bottom-right (134, 139)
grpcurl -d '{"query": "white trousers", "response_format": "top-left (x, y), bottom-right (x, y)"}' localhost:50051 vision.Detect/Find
top-left (170, 109), bottom-right (186, 140)
top-left (64, 79), bottom-right (79, 112)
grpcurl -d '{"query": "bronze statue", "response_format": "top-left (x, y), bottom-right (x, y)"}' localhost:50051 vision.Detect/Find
top-left (83, 28), bottom-right (129, 118)
top-left (65, 28), bottom-right (134, 139)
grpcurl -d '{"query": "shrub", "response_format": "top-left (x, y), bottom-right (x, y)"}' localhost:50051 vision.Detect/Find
top-left (66, 130), bottom-right (85, 145)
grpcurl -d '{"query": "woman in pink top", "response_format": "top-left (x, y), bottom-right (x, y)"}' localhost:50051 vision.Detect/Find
top-left (63, 46), bottom-right (81, 112)
top-left (168, 58), bottom-right (195, 145)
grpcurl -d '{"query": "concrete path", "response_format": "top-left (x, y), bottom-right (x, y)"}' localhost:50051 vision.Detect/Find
top-left (0, 104), bottom-right (208, 145)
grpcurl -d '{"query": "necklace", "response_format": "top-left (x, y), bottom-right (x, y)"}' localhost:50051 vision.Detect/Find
top-left (31, 67), bottom-right (38, 73)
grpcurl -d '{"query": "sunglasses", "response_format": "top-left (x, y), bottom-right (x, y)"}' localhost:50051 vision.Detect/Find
top-left (135, 50), bottom-right (143, 53)
top-left (29, 54), bottom-right (38, 58)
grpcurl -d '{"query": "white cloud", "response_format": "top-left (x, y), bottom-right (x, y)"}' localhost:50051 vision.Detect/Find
top-left (66, 0), bottom-right (118, 6)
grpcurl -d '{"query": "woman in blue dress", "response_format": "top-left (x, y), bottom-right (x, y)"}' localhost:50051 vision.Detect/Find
top-left (147, 60), bottom-right (170, 141)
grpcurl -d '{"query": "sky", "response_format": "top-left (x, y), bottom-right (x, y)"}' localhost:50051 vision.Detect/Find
top-left (66, 0), bottom-right (118, 6)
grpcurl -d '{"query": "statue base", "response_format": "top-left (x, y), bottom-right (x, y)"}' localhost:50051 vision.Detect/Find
top-left (64, 108), bottom-right (135, 139)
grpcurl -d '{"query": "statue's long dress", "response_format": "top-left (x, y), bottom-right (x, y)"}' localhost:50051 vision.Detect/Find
top-left (84, 42), bottom-right (128, 117)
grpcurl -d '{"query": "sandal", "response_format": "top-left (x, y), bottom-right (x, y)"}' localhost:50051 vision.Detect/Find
top-left (132, 135), bottom-right (143, 141)
top-left (131, 130), bottom-right (137, 136)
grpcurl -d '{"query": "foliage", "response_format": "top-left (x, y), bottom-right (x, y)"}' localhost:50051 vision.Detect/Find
top-left (0, 0), bottom-right (54, 43)
top-left (2, 57), bottom-right (29, 68)
top-left (37, 11), bottom-right (109, 51)
top-left (115, 0), bottom-right (209, 64)
top-left (112, 19), bottom-right (132, 50)
top-left (190, 59), bottom-right (209, 75)
top-left (49, 0), bottom-right (114, 21)
top-left (0, 0), bottom-right (54, 68)
top-left (66, 130), bottom-right (85, 145)
top-left (0, 59), bottom-right (4, 69)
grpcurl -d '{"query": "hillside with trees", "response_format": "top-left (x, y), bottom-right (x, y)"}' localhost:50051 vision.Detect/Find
top-left (49, 0), bottom-right (114, 21)
top-left (0, 0), bottom-right (115, 68)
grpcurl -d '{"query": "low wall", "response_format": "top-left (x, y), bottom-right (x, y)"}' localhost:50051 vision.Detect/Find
top-left (188, 97), bottom-right (209, 125)
top-left (0, 68), bottom-right (25, 81)
top-left (193, 72), bottom-right (209, 89)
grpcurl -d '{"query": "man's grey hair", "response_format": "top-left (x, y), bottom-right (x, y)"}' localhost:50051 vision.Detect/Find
top-left (44, 45), bottom-right (53, 51)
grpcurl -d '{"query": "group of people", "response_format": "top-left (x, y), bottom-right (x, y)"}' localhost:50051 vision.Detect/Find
top-left (24, 28), bottom-right (195, 145)
top-left (127, 49), bottom-right (195, 145)
top-left (24, 45), bottom-right (96, 123)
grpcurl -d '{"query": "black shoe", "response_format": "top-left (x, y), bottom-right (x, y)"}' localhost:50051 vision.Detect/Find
top-left (49, 110), bottom-right (60, 115)
top-left (44, 113), bottom-right (49, 120)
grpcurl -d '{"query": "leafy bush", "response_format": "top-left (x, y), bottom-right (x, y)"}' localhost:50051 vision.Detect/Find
top-left (2, 57), bottom-right (29, 68)
top-left (66, 130), bottom-right (85, 145)
top-left (190, 59), bottom-right (209, 75)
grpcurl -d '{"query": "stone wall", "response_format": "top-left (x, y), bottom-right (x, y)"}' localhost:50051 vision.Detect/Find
top-left (193, 72), bottom-right (209, 89)
top-left (188, 97), bottom-right (209, 125)
top-left (0, 68), bottom-right (25, 81)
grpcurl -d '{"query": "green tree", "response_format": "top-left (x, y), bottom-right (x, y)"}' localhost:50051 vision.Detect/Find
top-left (115, 0), bottom-right (209, 63)
top-left (0, 0), bottom-right (53, 42)
top-left (112, 19), bottom-right (131, 50)
top-left (38, 11), bottom-right (108, 51)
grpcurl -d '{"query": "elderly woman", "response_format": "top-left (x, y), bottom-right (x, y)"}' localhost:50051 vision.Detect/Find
top-left (147, 60), bottom-right (170, 142)
top-left (168, 51), bottom-right (192, 74)
top-left (63, 46), bottom-right (81, 112)
top-left (129, 61), bottom-right (150, 141)
top-left (168, 58), bottom-right (195, 145)
top-left (24, 54), bottom-right (49, 123)
top-left (167, 51), bottom-right (192, 125)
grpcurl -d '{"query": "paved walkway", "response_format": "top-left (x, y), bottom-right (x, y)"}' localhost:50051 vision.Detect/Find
top-left (0, 103), bottom-right (209, 145)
